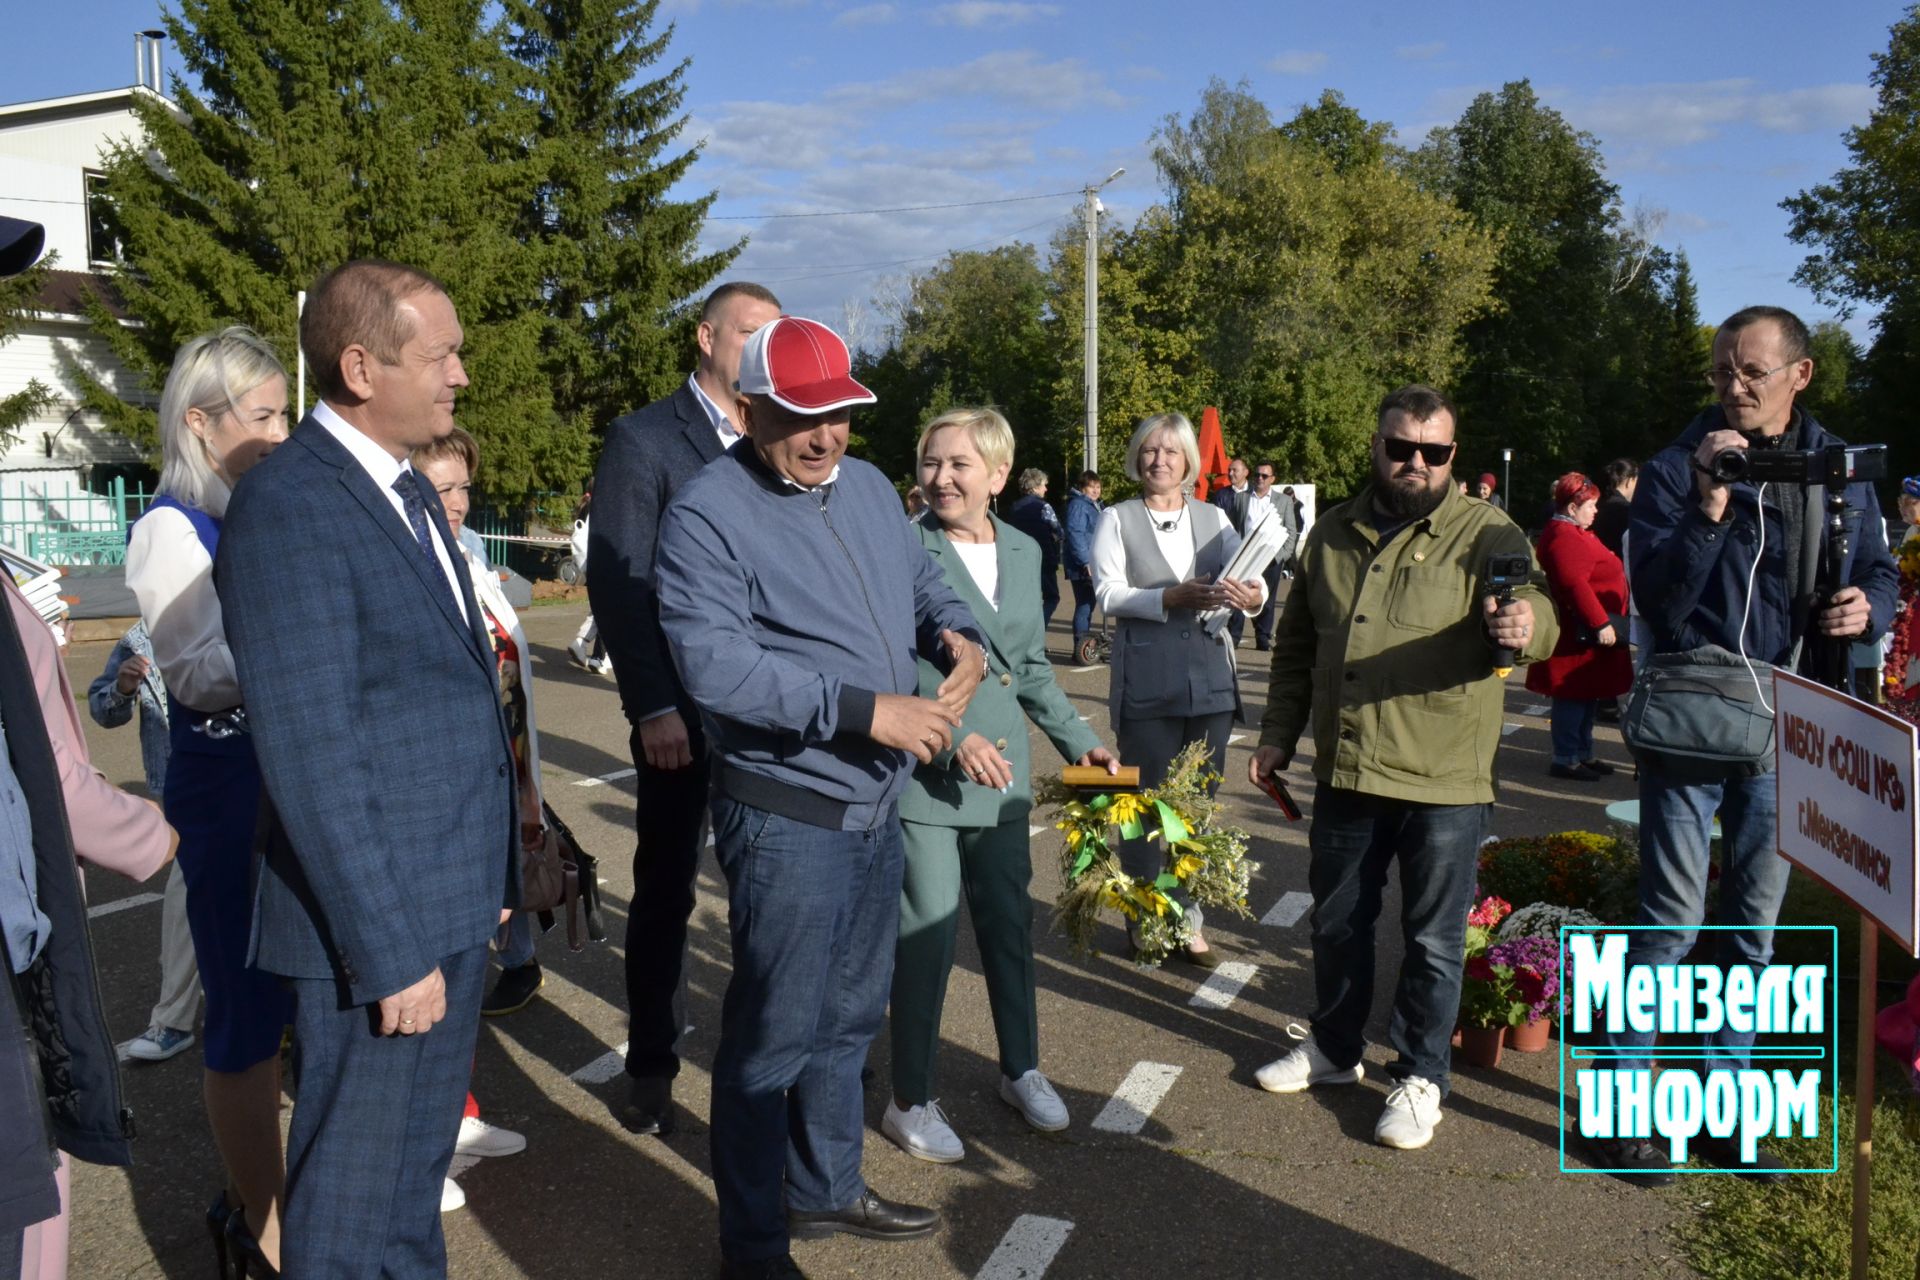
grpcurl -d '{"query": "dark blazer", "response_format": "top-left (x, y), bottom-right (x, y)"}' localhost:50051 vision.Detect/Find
top-left (218, 417), bottom-right (519, 1005)
top-left (1211, 484), bottom-right (1250, 534)
top-left (587, 381), bottom-right (720, 726)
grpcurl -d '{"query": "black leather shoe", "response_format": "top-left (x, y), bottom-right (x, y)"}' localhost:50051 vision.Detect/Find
top-left (1550, 762), bottom-right (1602, 782)
top-left (1580, 758), bottom-right (1617, 776)
top-left (720, 1255), bottom-right (808, 1279)
top-left (1695, 1135), bottom-right (1790, 1183)
top-left (1586, 1136), bottom-right (1675, 1187)
top-left (619, 1075), bottom-right (675, 1136)
top-left (788, 1190), bottom-right (940, 1242)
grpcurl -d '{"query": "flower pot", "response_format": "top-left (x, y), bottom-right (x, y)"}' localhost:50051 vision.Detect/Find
top-left (1457, 1024), bottom-right (1504, 1069)
top-left (1505, 1019), bottom-right (1552, 1053)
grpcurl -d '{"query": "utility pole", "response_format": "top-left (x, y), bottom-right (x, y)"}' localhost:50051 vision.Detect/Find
top-left (1081, 168), bottom-right (1124, 473)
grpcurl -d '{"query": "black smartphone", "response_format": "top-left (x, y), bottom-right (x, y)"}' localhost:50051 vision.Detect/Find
top-left (1256, 770), bottom-right (1302, 820)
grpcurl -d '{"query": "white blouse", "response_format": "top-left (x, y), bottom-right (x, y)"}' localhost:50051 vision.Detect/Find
top-left (1090, 501), bottom-right (1267, 622)
top-left (125, 504), bottom-right (241, 712)
top-left (949, 538), bottom-right (1000, 611)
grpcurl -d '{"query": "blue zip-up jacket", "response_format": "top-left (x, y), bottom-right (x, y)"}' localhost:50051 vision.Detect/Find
top-left (1628, 406), bottom-right (1897, 668)
top-left (655, 443), bottom-right (983, 831)
top-left (1064, 490), bottom-right (1101, 581)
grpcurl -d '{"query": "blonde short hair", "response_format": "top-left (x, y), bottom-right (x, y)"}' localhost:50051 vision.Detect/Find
top-left (156, 326), bottom-right (287, 515)
top-left (1124, 412), bottom-right (1199, 484)
top-left (916, 406), bottom-right (1014, 474)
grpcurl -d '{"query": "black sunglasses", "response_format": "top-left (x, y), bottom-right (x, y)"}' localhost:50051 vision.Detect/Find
top-left (1379, 437), bottom-right (1456, 466)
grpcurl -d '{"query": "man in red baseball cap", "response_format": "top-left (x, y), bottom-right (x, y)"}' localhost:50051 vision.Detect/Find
top-left (654, 315), bottom-right (988, 1280)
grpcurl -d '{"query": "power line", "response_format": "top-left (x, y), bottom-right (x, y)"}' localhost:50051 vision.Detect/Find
top-left (705, 189), bottom-right (1081, 221)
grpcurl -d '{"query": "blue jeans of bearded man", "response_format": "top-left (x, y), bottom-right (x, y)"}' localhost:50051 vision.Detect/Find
top-left (1607, 766), bottom-right (1791, 1076)
top-left (1306, 784), bottom-right (1487, 1094)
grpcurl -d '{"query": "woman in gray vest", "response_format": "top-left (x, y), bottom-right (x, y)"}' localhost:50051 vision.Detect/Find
top-left (1091, 412), bottom-right (1265, 967)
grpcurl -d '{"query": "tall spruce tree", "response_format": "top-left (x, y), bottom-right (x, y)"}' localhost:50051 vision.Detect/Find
top-left (80, 0), bottom-right (723, 496)
top-left (0, 254), bottom-right (54, 444)
top-left (502, 0), bottom-right (738, 439)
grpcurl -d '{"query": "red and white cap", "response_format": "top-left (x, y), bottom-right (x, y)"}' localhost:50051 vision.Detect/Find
top-left (736, 315), bottom-right (876, 414)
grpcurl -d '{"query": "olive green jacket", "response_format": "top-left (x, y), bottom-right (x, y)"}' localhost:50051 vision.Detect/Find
top-left (1259, 483), bottom-right (1559, 805)
top-left (899, 514), bottom-right (1102, 828)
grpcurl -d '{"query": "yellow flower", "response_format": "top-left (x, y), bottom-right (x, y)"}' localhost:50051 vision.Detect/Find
top-left (1107, 793), bottom-right (1149, 828)
top-left (1173, 854), bottom-right (1204, 878)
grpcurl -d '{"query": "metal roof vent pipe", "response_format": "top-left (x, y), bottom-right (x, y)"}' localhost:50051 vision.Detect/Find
top-left (135, 29), bottom-right (165, 91)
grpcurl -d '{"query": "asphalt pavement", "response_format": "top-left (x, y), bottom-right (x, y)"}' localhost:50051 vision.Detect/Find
top-left (62, 595), bottom-right (1696, 1280)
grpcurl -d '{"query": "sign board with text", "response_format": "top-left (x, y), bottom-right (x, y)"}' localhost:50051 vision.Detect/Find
top-left (1775, 670), bottom-right (1920, 955)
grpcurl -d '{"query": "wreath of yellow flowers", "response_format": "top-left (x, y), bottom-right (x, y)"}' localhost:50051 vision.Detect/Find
top-left (1039, 741), bottom-right (1258, 967)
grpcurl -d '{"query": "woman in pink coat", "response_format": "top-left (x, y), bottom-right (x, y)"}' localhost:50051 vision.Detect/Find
top-left (1526, 472), bottom-right (1633, 781)
top-left (3, 575), bottom-right (175, 1280)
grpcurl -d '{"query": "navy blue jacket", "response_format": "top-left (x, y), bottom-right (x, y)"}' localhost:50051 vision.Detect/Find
top-left (1628, 407), bottom-right (1898, 668)
top-left (655, 446), bottom-right (982, 831)
top-left (1005, 493), bottom-right (1061, 580)
top-left (218, 418), bottom-right (520, 1005)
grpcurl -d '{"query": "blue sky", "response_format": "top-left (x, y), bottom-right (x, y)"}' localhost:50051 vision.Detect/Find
top-left (8, 0), bottom-right (1907, 348)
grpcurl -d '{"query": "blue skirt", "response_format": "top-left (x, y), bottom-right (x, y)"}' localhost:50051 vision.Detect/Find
top-left (163, 721), bottom-right (292, 1073)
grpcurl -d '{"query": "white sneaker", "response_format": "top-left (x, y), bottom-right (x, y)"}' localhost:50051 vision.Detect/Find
top-left (440, 1177), bottom-right (466, 1212)
top-left (999, 1070), bottom-right (1069, 1132)
top-left (455, 1115), bottom-right (526, 1157)
top-left (567, 639), bottom-right (592, 670)
top-left (1374, 1076), bottom-right (1444, 1150)
top-left (587, 656), bottom-right (613, 676)
top-left (1255, 1034), bottom-right (1364, 1094)
top-left (881, 1100), bottom-right (965, 1164)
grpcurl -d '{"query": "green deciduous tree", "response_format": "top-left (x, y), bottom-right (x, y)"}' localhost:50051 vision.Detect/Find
top-left (81, 0), bottom-right (724, 497)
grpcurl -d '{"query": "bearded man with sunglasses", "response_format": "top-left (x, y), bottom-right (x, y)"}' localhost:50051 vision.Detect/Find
top-left (1246, 384), bottom-right (1557, 1152)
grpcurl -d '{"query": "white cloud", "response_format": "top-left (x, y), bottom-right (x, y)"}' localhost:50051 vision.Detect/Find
top-left (833, 3), bottom-right (896, 26)
top-left (1395, 42), bottom-right (1445, 61)
top-left (690, 101), bottom-right (850, 172)
top-left (827, 49), bottom-right (1124, 112)
top-left (1552, 79), bottom-right (1873, 150)
top-left (930, 2), bottom-right (1061, 26)
top-left (1267, 50), bottom-right (1327, 75)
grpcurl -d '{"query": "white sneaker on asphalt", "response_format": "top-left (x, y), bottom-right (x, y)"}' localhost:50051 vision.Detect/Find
top-left (1255, 1035), bottom-right (1364, 1094)
top-left (881, 1100), bottom-right (965, 1163)
top-left (999, 1070), bottom-right (1070, 1132)
top-left (440, 1177), bottom-right (466, 1212)
top-left (1374, 1076), bottom-right (1444, 1150)
top-left (567, 639), bottom-right (592, 670)
top-left (455, 1115), bottom-right (526, 1158)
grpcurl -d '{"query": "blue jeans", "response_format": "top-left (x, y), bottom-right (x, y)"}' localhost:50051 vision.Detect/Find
top-left (1609, 767), bottom-right (1791, 1076)
top-left (1549, 698), bottom-right (1597, 766)
top-left (1306, 784), bottom-right (1488, 1093)
top-left (708, 796), bottom-right (904, 1264)
top-left (1069, 576), bottom-right (1096, 643)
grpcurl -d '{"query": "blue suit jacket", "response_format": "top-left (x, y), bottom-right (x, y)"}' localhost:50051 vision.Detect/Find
top-left (217, 416), bottom-right (519, 1004)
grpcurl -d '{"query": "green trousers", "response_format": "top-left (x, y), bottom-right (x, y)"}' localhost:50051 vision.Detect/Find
top-left (890, 817), bottom-right (1040, 1105)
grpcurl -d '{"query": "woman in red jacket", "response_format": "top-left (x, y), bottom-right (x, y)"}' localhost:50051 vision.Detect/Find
top-left (1527, 473), bottom-right (1633, 781)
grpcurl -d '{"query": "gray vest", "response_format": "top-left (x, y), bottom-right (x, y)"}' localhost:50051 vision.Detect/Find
top-left (1109, 499), bottom-right (1240, 722)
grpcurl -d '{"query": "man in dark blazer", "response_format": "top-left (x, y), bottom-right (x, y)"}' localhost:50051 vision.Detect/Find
top-left (219, 260), bottom-right (519, 1278)
top-left (586, 280), bottom-right (780, 1134)
top-left (1212, 458), bottom-right (1251, 644)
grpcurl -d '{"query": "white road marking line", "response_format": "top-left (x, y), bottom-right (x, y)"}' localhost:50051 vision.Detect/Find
top-left (976, 1215), bottom-right (1074, 1280)
top-left (570, 1041), bottom-right (629, 1084)
top-left (706, 832), bottom-right (716, 848)
top-left (1078, 715), bottom-right (1090, 721)
top-left (573, 768), bottom-right (636, 788)
top-left (1501, 722), bottom-right (1521, 737)
top-left (1029, 824), bottom-right (1048, 837)
top-left (1521, 703), bottom-right (1550, 717)
top-left (1091, 1062), bottom-right (1182, 1134)
top-left (447, 1154), bottom-right (481, 1180)
top-left (1188, 961), bottom-right (1256, 1011)
top-left (1070, 665), bottom-right (1100, 673)
top-left (87, 893), bottom-right (161, 920)
top-left (1228, 733), bottom-right (1247, 745)
top-left (1261, 891), bottom-right (1312, 928)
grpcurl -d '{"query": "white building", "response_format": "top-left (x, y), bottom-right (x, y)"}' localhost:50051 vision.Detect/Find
top-left (0, 40), bottom-right (176, 555)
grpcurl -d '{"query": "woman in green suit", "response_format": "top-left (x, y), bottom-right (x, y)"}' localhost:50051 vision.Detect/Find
top-left (883, 407), bottom-right (1121, 1166)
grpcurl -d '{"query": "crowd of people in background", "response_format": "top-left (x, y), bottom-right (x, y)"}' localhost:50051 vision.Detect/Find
top-left (0, 207), bottom-right (1907, 1279)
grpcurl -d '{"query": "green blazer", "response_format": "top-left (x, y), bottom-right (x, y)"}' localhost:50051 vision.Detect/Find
top-left (899, 512), bottom-right (1102, 828)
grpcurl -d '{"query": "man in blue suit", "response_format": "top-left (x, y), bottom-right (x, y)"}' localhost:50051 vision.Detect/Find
top-left (219, 260), bottom-right (519, 1278)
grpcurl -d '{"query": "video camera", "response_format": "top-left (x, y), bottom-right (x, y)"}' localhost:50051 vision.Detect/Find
top-left (1485, 552), bottom-right (1531, 677)
top-left (1705, 441), bottom-right (1888, 487)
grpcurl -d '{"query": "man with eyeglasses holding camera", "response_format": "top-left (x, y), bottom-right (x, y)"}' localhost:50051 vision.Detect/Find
top-left (1247, 385), bottom-right (1556, 1152)
top-left (1596, 305), bottom-right (1897, 1185)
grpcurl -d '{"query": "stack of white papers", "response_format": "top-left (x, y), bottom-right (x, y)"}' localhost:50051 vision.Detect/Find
top-left (1200, 510), bottom-right (1292, 635)
top-left (3, 542), bottom-right (69, 643)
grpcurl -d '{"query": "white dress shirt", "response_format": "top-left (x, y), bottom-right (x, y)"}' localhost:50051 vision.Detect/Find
top-left (126, 506), bottom-right (241, 711)
top-left (313, 401), bottom-right (469, 625)
top-left (1091, 505), bottom-right (1199, 621)
top-left (1247, 488), bottom-right (1277, 532)
top-left (688, 373), bottom-right (741, 452)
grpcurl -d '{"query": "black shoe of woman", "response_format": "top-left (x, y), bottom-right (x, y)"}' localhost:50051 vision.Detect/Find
top-left (206, 1194), bottom-right (234, 1278)
top-left (224, 1206), bottom-right (280, 1278)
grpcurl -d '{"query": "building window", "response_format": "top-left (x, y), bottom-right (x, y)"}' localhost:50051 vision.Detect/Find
top-left (85, 171), bottom-right (126, 267)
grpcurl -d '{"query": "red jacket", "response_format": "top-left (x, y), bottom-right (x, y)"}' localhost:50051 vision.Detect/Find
top-left (1526, 517), bottom-right (1633, 702)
